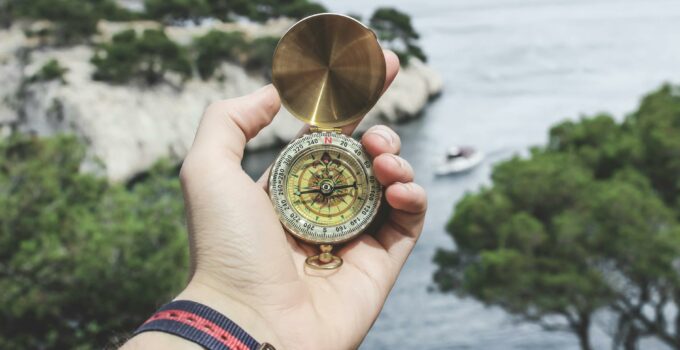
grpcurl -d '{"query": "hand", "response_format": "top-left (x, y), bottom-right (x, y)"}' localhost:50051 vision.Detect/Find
top-left (124, 51), bottom-right (427, 350)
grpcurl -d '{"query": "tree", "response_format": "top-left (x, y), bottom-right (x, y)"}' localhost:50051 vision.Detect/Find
top-left (10, 0), bottom-right (134, 44)
top-left (434, 85), bottom-right (680, 350)
top-left (243, 36), bottom-right (280, 78)
top-left (435, 153), bottom-right (614, 350)
top-left (28, 59), bottom-right (69, 84)
top-left (0, 134), bottom-right (188, 349)
top-left (144, 0), bottom-right (326, 23)
top-left (92, 29), bottom-right (192, 85)
top-left (627, 85), bottom-right (680, 210)
top-left (0, 0), bottom-right (12, 28)
top-left (370, 7), bottom-right (427, 65)
top-left (221, 0), bottom-right (326, 23)
top-left (144, 0), bottom-right (210, 24)
top-left (193, 30), bottom-right (246, 80)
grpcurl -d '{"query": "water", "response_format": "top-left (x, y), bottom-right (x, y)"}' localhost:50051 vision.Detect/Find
top-left (244, 0), bottom-right (680, 348)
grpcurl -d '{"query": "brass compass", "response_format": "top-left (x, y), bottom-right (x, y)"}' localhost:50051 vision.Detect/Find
top-left (268, 13), bottom-right (385, 269)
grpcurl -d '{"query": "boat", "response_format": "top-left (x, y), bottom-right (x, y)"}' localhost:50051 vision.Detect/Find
top-left (435, 146), bottom-right (485, 175)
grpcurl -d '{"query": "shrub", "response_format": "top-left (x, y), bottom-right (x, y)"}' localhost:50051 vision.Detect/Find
top-left (10, 0), bottom-right (135, 44)
top-left (244, 36), bottom-right (280, 76)
top-left (29, 59), bottom-right (69, 84)
top-left (146, 0), bottom-right (327, 23)
top-left (144, 0), bottom-right (210, 24)
top-left (370, 7), bottom-right (427, 65)
top-left (92, 29), bottom-right (192, 85)
top-left (193, 30), bottom-right (246, 80)
top-left (0, 134), bottom-right (188, 349)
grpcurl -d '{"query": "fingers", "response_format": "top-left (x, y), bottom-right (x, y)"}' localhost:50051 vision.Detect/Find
top-left (369, 144), bottom-right (426, 276)
top-left (257, 50), bottom-right (399, 185)
top-left (257, 124), bottom-right (403, 188)
top-left (361, 125), bottom-right (401, 156)
top-left (381, 50), bottom-right (400, 94)
top-left (189, 85), bottom-right (281, 164)
top-left (376, 182), bottom-right (427, 263)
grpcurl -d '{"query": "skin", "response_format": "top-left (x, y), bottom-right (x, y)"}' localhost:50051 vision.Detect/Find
top-left (122, 50), bottom-right (427, 350)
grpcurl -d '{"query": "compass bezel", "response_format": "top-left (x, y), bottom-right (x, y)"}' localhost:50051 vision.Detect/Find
top-left (268, 132), bottom-right (382, 245)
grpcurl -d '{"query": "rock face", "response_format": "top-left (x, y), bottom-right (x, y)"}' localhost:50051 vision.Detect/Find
top-left (0, 21), bottom-right (442, 181)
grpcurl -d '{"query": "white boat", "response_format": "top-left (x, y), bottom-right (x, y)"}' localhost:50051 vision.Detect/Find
top-left (435, 146), bottom-right (485, 175)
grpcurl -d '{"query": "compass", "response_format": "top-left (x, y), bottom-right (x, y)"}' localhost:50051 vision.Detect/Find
top-left (268, 14), bottom-right (385, 269)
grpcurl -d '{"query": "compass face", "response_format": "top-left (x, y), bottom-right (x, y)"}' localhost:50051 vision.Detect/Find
top-left (269, 132), bottom-right (382, 244)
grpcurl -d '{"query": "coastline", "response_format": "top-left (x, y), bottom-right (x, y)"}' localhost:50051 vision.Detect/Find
top-left (0, 20), bottom-right (442, 181)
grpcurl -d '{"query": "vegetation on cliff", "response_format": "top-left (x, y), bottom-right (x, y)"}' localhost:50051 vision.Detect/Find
top-left (434, 84), bottom-right (680, 350)
top-left (370, 7), bottom-right (427, 65)
top-left (7, 0), bottom-right (136, 44)
top-left (144, 0), bottom-right (327, 24)
top-left (0, 135), bottom-right (188, 349)
top-left (92, 29), bottom-right (192, 85)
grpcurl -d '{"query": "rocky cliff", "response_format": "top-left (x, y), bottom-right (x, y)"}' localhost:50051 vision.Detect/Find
top-left (0, 20), bottom-right (442, 181)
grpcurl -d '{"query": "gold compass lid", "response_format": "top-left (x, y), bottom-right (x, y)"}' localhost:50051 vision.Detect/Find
top-left (272, 13), bottom-right (386, 128)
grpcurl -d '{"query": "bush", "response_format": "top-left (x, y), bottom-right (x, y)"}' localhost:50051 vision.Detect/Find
top-left (370, 7), bottom-right (427, 65)
top-left (10, 0), bottom-right (135, 44)
top-left (0, 134), bottom-right (188, 349)
top-left (144, 0), bottom-right (210, 24)
top-left (434, 84), bottom-right (680, 350)
top-left (193, 30), bottom-right (246, 80)
top-left (244, 36), bottom-right (280, 76)
top-left (92, 29), bottom-right (192, 85)
top-left (145, 0), bottom-right (326, 23)
top-left (278, 0), bottom-right (327, 20)
top-left (29, 59), bottom-right (69, 84)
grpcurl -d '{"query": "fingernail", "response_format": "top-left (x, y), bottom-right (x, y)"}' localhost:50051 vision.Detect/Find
top-left (370, 126), bottom-right (394, 146)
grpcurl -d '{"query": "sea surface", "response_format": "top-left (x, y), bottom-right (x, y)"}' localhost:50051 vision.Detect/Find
top-left (243, 0), bottom-right (680, 349)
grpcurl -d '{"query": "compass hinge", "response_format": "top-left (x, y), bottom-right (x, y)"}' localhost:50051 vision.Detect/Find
top-left (310, 126), bottom-right (342, 134)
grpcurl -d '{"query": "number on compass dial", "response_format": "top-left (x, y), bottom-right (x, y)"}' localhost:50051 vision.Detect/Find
top-left (286, 148), bottom-right (366, 227)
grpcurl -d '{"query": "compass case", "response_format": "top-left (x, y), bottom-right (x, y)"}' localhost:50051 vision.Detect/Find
top-left (272, 13), bottom-right (386, 128)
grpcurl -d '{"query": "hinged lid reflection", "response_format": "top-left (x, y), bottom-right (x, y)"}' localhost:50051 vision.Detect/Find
top-left (272, 14), bottom-right (386, 128)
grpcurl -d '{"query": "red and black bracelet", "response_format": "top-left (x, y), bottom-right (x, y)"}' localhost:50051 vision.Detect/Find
top-left (134, 300), bottom-right (275, 350)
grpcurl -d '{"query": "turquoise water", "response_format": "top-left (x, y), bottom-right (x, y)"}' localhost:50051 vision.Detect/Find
top-left (244, 0), bottom-right (680, 348)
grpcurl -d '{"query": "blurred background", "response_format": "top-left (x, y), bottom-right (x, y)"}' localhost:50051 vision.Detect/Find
top-left (1, 0), bottom-right (680, 349)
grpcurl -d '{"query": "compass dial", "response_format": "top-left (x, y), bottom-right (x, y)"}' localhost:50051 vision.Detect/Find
top-left (269, 132), bottom-right (382, 244)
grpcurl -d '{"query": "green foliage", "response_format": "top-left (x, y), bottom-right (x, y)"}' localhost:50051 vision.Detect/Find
top-left (0, 134), bottom-right (188, 349)
top-left (628, 85), bottom-right (680, 208)
top-left (144, 0), bottom-right (326, 23)
top-left (193, 30), bottom-right (246, 80)
top-left (10, 0), bottom-right (135, 44)
top-left (1, 0), bottom-right (12, 28)
top-left (370, 7), bottom-right (427, 65)
top-left (29, 59), bottom-right (69, 84)
top-left (191, 31), bottom-right (278, 80)
top-left (548, 114), bottom-right (642, 179)
top-left (434, 84), bottom-right (680, 350)
top-left (244, 36), bottom-right (280, 75)
top-left (277, 0), bottom-right (327, 20)
top-left (144, 0), bottom-right (210, 24)
top-left (92, 29), bottom-right (192, 85)
top-left (223, 0), bottom-right (326, 23)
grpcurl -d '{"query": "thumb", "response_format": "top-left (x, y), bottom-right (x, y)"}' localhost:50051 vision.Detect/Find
top-left (189, 85), bottom-right (281, 164)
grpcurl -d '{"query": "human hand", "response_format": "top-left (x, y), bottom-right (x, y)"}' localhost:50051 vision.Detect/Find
top-left (125, 51), bottom-right (427, 350)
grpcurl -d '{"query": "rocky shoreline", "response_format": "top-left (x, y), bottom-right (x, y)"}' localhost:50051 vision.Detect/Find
top-left (0, 20), bottom-right (442, 181)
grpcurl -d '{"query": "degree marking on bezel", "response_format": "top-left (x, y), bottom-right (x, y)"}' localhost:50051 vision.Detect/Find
top-left (268, 132), bottom-right (382, 244)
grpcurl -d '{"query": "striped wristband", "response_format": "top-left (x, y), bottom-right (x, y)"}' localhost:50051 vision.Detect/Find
top-left (134, 300), bottom-right (275, 350)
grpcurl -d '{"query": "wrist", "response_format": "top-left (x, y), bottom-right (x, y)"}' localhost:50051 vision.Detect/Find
top-left (175, 278), bottom-right (284, 350)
